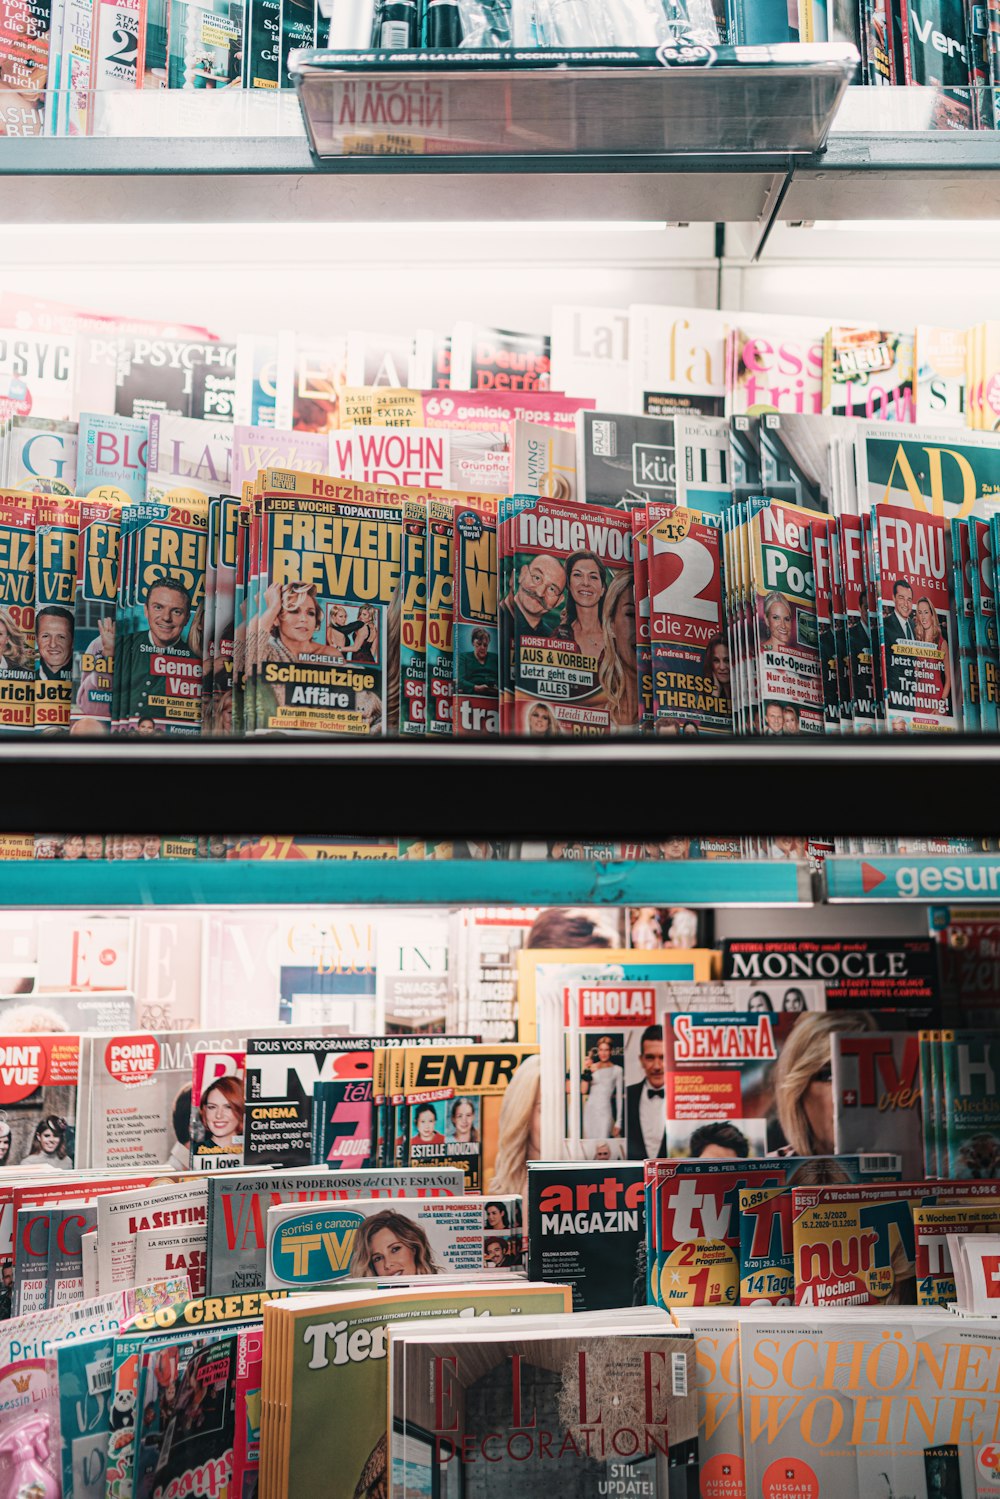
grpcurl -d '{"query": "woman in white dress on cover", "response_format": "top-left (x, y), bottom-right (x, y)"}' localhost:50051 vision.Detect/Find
top-left (580, 1034), bottom-right (624, 1139)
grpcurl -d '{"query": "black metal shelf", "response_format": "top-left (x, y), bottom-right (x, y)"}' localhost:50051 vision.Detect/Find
top-left (0, 737), bottom-right (993, 837)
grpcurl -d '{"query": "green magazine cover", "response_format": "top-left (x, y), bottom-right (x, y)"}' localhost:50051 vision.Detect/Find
top-left (941, 1028), bottom-right (1000, 1178)
top-left (265, 1281), bottom-right (571, 1499)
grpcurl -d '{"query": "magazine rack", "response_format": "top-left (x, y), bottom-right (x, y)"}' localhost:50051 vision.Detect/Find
top-left (288, 44), bottom-right (859, 164)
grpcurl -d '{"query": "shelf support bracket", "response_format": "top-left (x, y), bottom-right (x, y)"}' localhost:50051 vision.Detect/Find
top-left (750, 161), bottom-right (795, 261)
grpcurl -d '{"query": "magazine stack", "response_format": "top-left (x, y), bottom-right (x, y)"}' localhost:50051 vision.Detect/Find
top-left (0, 920), bottom-right (989, 1498)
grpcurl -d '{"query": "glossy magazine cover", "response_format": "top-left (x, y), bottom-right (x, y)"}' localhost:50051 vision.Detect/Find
top-left (871, 500), bottom-right (959, 731)
top-left (251, 467), bottom-right (401, 737)
top-left (205, 1166), bottom-right (465, 1296)
top-left (648, 506), bottom-right (730, 734)
top-left (500, 493), bottom-right (635, 736)
top-left (263, 1282), bottom-right (571, 1499)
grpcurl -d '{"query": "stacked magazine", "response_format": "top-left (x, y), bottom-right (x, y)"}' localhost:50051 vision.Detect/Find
top-left (0, 298), bottom-right (998, 738)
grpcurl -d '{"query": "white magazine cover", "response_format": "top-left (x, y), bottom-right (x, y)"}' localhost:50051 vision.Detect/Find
top-left (133, 912), bottom-right (205, 1031)
top-left (86, 1028), bottom-right (244, 1170)
top-left (0, 330), bottom-right (77, 422)
top-left (145, 412), bottom-right (233, 501)
top-left (536, 963), bottom-right (723, 1161)
top-left (550, 304), bottom-right (629, 411)
top-left (0, 990), bottom-right (135, 1033)
top-left (628, 304), bottom-right (727, 416)
top-left (97, 1177), bottom-right (208, 1291)
top-left (37, 914), bottom-right (132, 992)
top-left (134, 1223), bottom-right (207, 1297)
top-left (740, 1307), bottom-right (1000, 1499)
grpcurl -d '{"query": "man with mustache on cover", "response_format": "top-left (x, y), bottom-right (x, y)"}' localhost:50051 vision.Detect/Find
top-left (499, 552), bottom-right (567, 720)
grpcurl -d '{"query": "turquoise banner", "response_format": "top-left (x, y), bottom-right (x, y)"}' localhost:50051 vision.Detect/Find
top-left (826, 856), bottom-right (1000, 903)
top-left (0, 857), bottom-right (811, 908)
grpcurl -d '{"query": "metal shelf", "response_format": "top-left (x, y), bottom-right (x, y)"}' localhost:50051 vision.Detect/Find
top-left (781, 129), bottom-right (1000, 226)
top-left (4, 77), bottom-right (999, 236)
top-left (0, 135), bottom-right (787, 226)
top-left (0, 856), bottom-right (812, 908)
top-left (0, 737), bottom-right (995, 837)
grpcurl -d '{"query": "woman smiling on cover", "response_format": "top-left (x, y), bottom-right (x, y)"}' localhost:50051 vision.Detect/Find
top-left (349, 1211), bottom-right (440, 1278)
top-left (261, 582), bottom-right (325, 663)
top-left (555, 551), bottom-right (607, 661)
top-left (761, 593), bottom-right (794, 654)
top-left (914, 596), bottom-right (952, 709)
top-left (598, 571), bottom-right (639, 729)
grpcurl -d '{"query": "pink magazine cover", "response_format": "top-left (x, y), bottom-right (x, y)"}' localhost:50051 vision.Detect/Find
top-left (340, 388), bottom-right (595, 494)
top-left (231, 425), bottom-right (331, 492)
top-left (726, 313), bottom-right (826, 419)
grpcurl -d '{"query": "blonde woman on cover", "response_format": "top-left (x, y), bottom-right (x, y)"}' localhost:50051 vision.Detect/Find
top-left (526, 700), bottom-right (558, 737)
top-left (773, 1010), bottom-right (877, 1156)
top-left (761, 592), bottom-right (794, 654)
top-left (597, 571), bottom-right (638, 729)
top-left (262, 582), bottom-right (329, 664)
top-left (349, 1210), bottom-right (440, 1278)
top-left (346, 604), bottom-right (379, 665)
top-left (0, 609), bottom-right (28, 676)
top-left (488, 1053), bottom-right (542, 1201)
top-left (914, 596), bottom-right (952, 708)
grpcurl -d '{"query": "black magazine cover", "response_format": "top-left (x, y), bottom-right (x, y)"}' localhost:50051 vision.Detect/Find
top-left (527, 1162), bottom-right (647, 1311)
top-left (115, 338), bottom-right (237, 422)
top-left (721, 938), bottom-right (940, 1013)
top-left (576, 410), bottom-right (676, 510)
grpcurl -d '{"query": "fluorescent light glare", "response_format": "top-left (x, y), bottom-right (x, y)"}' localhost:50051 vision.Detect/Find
top-left (44, 218), bottom-right (669, 234)
top-left (806, 219), bottom-right (1000, 234)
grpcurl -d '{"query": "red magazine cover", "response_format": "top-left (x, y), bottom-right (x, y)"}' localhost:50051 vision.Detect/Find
top-left (500, 494), bottom-right (636, 736)
top-left (871, 501), bottom-right (958, 731)
top-left (648, 506), bottom-right (730, 734)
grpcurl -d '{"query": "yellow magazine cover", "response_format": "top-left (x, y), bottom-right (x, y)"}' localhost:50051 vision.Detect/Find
top-left (0, 490), bottom-right (35, 734)
top-left (913, 1201), bottom-right (1000, 1305)
top-left (251, 467), bottom-right (401, 737)
top-left (517, 946), bottom-right (715, 1043)
top-left (401, 1041), bottom-right (539, 1194)
top-left (34, 493), bottom-right (79, 732)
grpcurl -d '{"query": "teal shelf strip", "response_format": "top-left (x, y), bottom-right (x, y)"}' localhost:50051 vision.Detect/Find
top-left (825, 855), bottom-right (1000, 903)
top-left (4, 858), bottom-right (812, 908)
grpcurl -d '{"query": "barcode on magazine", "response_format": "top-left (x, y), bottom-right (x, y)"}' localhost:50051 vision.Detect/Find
top-left (87, 1356), bottom-right (113, 1396)
top-left (592, 420), bottom-right (616, 457)
top-left (859, 1155), bottom-right (902, 1173)
top-left (672, 1352), bottom-right (688, 1398)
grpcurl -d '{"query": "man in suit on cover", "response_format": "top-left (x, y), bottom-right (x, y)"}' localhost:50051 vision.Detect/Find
top-left (882, 577), bottom-right (915, 700)
top-left (626, 1024), bottom-right (666, 1159)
